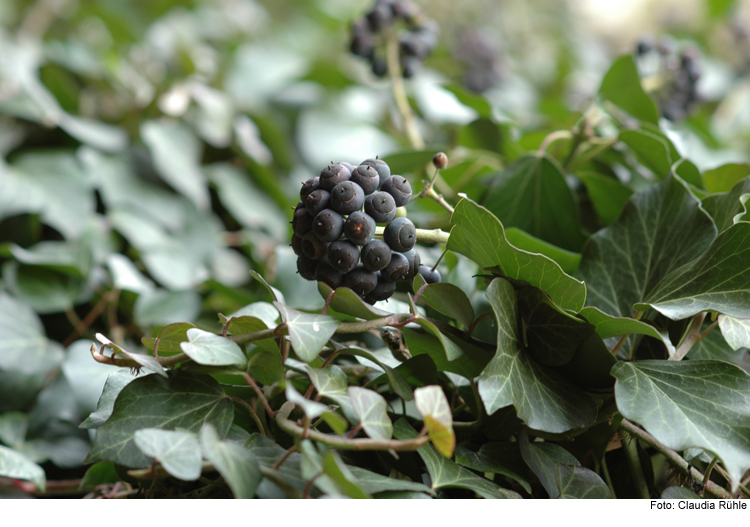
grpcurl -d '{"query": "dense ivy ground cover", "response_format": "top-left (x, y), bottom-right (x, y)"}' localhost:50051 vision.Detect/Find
top-left (1, 0), bottom-right (749, 499)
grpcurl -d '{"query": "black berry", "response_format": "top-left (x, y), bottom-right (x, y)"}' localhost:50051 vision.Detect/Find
top-left (380, 175), bottom-right (412, 206)
top-left (316, 258), bottom-right (345, 289)
top-left (301, 232), bottom-right (328, 260)
top-left (313, 209), bottom-right (345, 243)
top-left (344, 211), bottom-right (376, 245)
top-left (350, 164), bottom-right (380, 195)
top-left (300, 177), bottom-right (320, 202)
top-left (383, 217), bottom-right (416, 252)
top-left (402, 248), bottom-right (420, 279)
top-left (305, 189), bottom-right (331, 217)
top-left (344, 264), bottom-right (378, 298)
top-left (360, 158), bottom-right (391, 185)
top-left (330, 181), bottom-right (365, 215)
top-left (297, 256), bottom-right (318, 280)
top-left (327, 240), bottom-right (360, 273)
top-left (366, 273), bottom-right (396, 303)
top-left (381, 251), bottom-right (410, 282)
top-left (292, 202), bottom-right (314, 236)
top-left (418, 265), bottom-right (441, 284)
top-left (364, 191), bottom-right (397, 224)
top-left (361, 240), bottom-right (392, 272)
top-left (319, 163), bottom-right (352, 191)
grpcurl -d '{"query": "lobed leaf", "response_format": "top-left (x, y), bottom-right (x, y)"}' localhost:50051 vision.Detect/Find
top-left (274, 302), bottom-right (340, 363)
top-left (555, 464), bottom-right (612, 499)
top-left (201, 424), bottom-right (262, 499)
top-left (349, 386), bottom-right (392, 440)
top-left (180, 328), bottom-right (246, 367)
top-left (133, 428), bottom-right (202, 481)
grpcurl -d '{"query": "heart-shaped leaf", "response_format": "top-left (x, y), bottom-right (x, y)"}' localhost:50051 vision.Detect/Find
top-left (142, 322), bottom-right (195, 356)
top-left (274, 302), bottom-right (340, 362)
top-left (555, 464), bottom-right (612, 499)
top-left (414, 385), bottom-right (455, 458)
top-left (519, 430), bottom-right (580, 498)
top-left (598, 54), bottom-right (660, 125)
top-left (285, 383), bottom-right (347, 435)
top-left (180, 328), bottom-right (246, 367)
top-left (200, 423), bottom-right (262, 499)
top-left (413, 273), bottom-right (475, 328)
top-left (133, 428), bottom-right (202, 481)
top-left (349, 386), bottom-right (392, 440)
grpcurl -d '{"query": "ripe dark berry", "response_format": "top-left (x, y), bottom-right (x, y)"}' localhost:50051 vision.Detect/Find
top-left (315, 258), bottom-right (345, 289)
top-left (341, 162), bottom-right (356, 173)
top-left (305, 189), bottom-right (331, 217)
top-left (366, 0), bottom-right (394, 31)
top-left (344, 265), bottom-right (378, 298)
top-left (360, 158), bottom-right (391, 185)
top-left (366, 273), bottom-right (396, 303)
top-left (418, 265), bottom-right (441, 284)
top-left (300, 177), bottom-right (320, 202)
top-left (291, 233), bottom-right (304, 256)
top-left (364, 191), bottom-right (397, 223)
top-left (361, 240), bottom-right (392, 272)
top-left (380, 175), bottom-right (412, 207)
top-left (383, 217), bottom-right (416, 252)
top-left (301, 232), bottom-right (328, 260)
top-left (432, 152), bottom-right (448, 170)
top-left (402, 248), bottom-right (420, 279)
top-left (350, 164), bottom-right (380, 195)
top-left (327, 240), bottom-right (360, 273)
top-left (330, 181), bottom-right (365, 215)
top-left (371, 58), bottom-right (387, 77)
top-left (381, 251), bottom-right (410, 282)
top-left (319, 163), bottom-right (352, 191)
top-left (313, 209), bottom-right (345, 243)
top-left (297, 256), bottom-right (318, 280)
top-left (402, 56), bottom-right (420, 78)
top-left (344, 211), bottom-right (376, 245)
top-left (292, 202), bottom-right (314, 235)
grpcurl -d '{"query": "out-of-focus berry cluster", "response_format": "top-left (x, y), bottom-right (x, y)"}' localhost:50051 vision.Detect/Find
top-left (349, 0), bottom-right (439, 79)
top-left (636, 37), bottom-right (701, 122)
top-left (292, 157), bottom-right (440, 304)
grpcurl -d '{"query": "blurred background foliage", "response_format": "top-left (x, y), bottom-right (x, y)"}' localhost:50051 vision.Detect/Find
top-left (0, 0), bottom-right (749, 493)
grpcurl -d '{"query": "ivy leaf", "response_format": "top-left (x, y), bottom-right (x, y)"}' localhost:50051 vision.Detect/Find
top-left (598, 54), bottom-right (660, 125)
top-left (504, 227), bottom-right (581, 275)
top-left (414, 386), bottom-right (455, 458)
top-left (9, 242), bottom-right (91, 279)
top-left (247, 349), bottom-right (284, 385)
top-left (611, 360), bottom-right (750, 491)
top-left (200, 423), bottom-right (262, 499)
top-left (285, 383), bottom-right (348, 435)
top-left (306, 365), bottom-right (356, 423)
top-left (579, 307), bottom-right (676, 356)
top-left (413, 274), bottom-right (475, 328)
top-left (80, 370), bottom-right (140, 429)
top-left (448, 196), bottom-right (586, 312)
top-left (80, 462), bottom-right (120, 488)
top-left (577, 171), bottom-right (633, 226)
top-left (413, 318), bottom-right (464, 361)
top-left (86, 371), bottom-right (234, 468)
top-left (141, 322), bottom-right (195, 356)
top-left (227, 302), bottom-right (279, 329)
top-left (393, 419), bottom-right (521, 499)
top-left (180, 328), bottom-right (246, 367)
top-left (274, 302), bottom-right (340, 362)
top-left (483, 154), bottom-right (585, 252)
top-left (454, 443), bottom-right (532, 493)
top-left (349, 387), bottom-right (392, 440)
top-left (619, 128), bottom-right (701, 186)
top-left (519, 430), bottom-right (580, 498)
top-left (702, 176), bottom-right (750, 232)
top-left (638, 222), bottom-right (750, 320)
top-left (0, 445), bottom-right (46, 492)
top-left (402, 327), bottom-right (490, 380)
top-left (0, 292), bottom-right (63, 375)
top-left (219, 315), bottom-right (277, 354)
top-left (555, 464), bottom-right (612, 499)
top-left (133, 428), bottom-right (202, 481)
top-left (0, 412), bottom-right (28, 448)
top-left (662, 486), bottom-right (701, 499)
top-left (718, 315), bottom-right (750, 351)
top-left (702, 163), bottom-right (750, 194)
top-left (95, 333), bottom-right (167, 378)
top-left (322, 451), bottom-right (371, 499)
top-left (687, 323), bottom-right (750, 372)
top-left (317, 282), bottom-right (390, 321)
top-left (479, 278), bottom-right (596, 433)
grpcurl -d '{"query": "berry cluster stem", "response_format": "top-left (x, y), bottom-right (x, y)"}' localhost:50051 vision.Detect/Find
top-left (385, 29), bottom-right (424, 150)
top-left (374, 225), bottom-right (449, 244)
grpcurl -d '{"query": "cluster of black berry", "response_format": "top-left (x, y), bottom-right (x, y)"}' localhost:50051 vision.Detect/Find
top-left (350, 0), bottom-right (439, 79)
top-left (636, 37), bottom-right (701, 122)
top-left (292, 158), bottom-right (440, 304)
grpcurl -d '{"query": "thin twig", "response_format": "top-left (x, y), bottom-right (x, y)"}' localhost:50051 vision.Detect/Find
top-left (623, 434), bottom-right (651, 499)
top-left (241, 373), bottom-right (276, 417)
top-left (385, 29), bottom-right (423, 149)
top-left (672, 312), bottom-right (708, 361)
top-left (226, 395), bottom-right (266, 437)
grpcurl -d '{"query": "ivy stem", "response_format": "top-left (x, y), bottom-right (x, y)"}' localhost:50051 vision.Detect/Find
top-left (414, 166), bottom-right (455, 215)
top-left (701, 456), bottom-right (718, 496)
top-left (89, 343), bottom-right (187, 368)
top-left (672, 312), bottom-right (708, 361)
top-left (240, 373), bottom-right (275, 418)
top-left (273, 445), bottom-right (297, 470)
top-left (275, 401), bottom-right (429, 451)
top-left (385, 29), bottom-right (423, 149)
top-left (226, 395), bottom-right (266, 437)
top-left (375, 226), bottom-right (450, 245)
top-left (464, 313), bottom-right (492, 339)
top-left (619, 419), bottom-right (733, 499)
top-left (601, 455), bottom-right (617, 499)
top-left (623, 433), bottom-right (651, 499)
top-left (537, 130), bottom-right (573, 156)
top-left (62, 289), bottom-right (118, 347)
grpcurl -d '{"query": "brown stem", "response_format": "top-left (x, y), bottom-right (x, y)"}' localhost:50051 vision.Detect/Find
top-left (273, 446), bottom-right (297, 470)
top-left (241, 373), bottom-right (276, 417)
top-left (226, 395), bottom-right (266, 437)
top-left (63, 289), bottom-right (117, 347)
top-left (619, 419), bottom-right (732, 499)
top-left (90, 343), bottom-right (187, 368)
top-left (672, 312), bottom-right (708, 361)
top-left (464, 313), bottom-right (492, 339)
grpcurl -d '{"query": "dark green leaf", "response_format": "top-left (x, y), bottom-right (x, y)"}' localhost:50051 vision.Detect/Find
top-left (200, 423), bottom-right (262, 499)
top-left (702, 164), bottom-right (750, 194)
top-left (80, 462), bottom-right (120, 489)
top-left (142, 323), bottom-right (195, 356)
top-left (86, 371), bottom-right (234, 468)
top-left (483, 154), bottom-right (585, 252)
top-left (414, 318), bottom-right (464, 361)
top-left (519, 430), bottom-right (579, 498)
top-left (702, 176), bottom-right (750, 232)
top-left (454, 442), bottom-right (532, 493)
top-left (402, 327), bottom-right (490, 380)
top-left (612, 360), bottom-right (750, 491)
top-left (0, 412), bottom-right (28, 448)
top-left (247, 349), bottom-right (284, 385)
top-left (275, 302), bottom-right (340, 362)
top-left (504, 228), bottom-right (581, 274)
top-left (9, 242), bottom-right (91, 278)
top-left (579, 307), bottom-right (675, 356)
top-left (322, 451), bottom-right (371, 499)
top-left (80, 370), bottom-right (140, 429)
top-left (577, 171), bottom-right (633, 226)
top-left (599, 55), bottom-right (660, 125)
top-left (555, 464), bottom-right (612, 499)
top-left (638, 222), bottom-right (750, 319)
top-left (317, 283), bottom-right (390, 321)
top-left (3, 263), bottom-right (89, 314)
top-left (479, 278), bottom-right (596, 432)
top-left (443, 84), bottom-right (493, 119)
top-left (134, 428), bottom-right (202, 481)
top-left (448, 196), bottom-right (586, 312)
top-left (393, 419), bottom-right (521, 499)
top-left (285, 384), bottom-right (348, 435)
top-left (718, 315), bottom-right (750, 351)
top-left (180, 329), bottom-right (246, 367)
top-left (220, 315), bottom-right (277, 354)
top-left (662, 486), bottom-right (701, 499)
top-left (413, 273), bottom-right (475, 328)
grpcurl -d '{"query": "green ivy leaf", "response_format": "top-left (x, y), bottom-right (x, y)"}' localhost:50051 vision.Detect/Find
top-left (483, 154), bottom-right (585, 252)
top-left (0, 292), bottom-right (63, 375)
top-left (180, 328), bottom-right (246, 367)
top-left (402, 327), bottom-right (491, 380)
top-left (579, 307), bottom-right (676, 357)
top-left (504, 227), bottom-right (582, 275)
top-left (519, 430), bottom-right (580, 498)
top-left (0, 412), bottom-right (28, 448)
top-left (133, 428), bottom-right (202, 481)
top-left (479, 278), bottom-right (596, 432)
top-left (9, 242), bottom-right (91, 279)
top-left (349, 386), bottom-right (392, 440)
top-left (638, 222), bottom-right (750, 319)
top-left (598, 55), bottom-right (660, 125)
top-left (285, 384), bottom-right (347, 435)
top-left (577, 171), bottom-right (633, 226)
top-left (200, 423), bottom-right (262, 499)
top-left (687, 322), bottom-right (750, 372)
top-left (317, 282), bottom-right (390, 321)
top-left (413, 318), bottom-right (464, 361)
top-left (448, 196), bottom-right (586, 312)
top-left (274, 302), bottom-right (340, 363)
top-left (227, 302), bottom-right (279, 328)
top-left (80, 462), bottom-right (120, 489)
top-left (80, 370), bottom-right (139, 429)
top-left (219, 315), bottom-right (277, 354)
top-left (454, 443), bottom-right (532, 494)
top-left (142, 322), bottom-right (195, 356)
top-left (0, 445), bottom-right (46, 492)
top-left (619, 128), bottom-right (701, 187)
top-left (414, 385), bottom-right (455, 458)
top-left (322, 451), bottom-right (371, 499)
top-left (702, 177), bottom-right (750, 232)
top-left (306, 365), bottom-right (356, 423)
top-left (413, 274), bottom-right (475, 328)
top-left (247, 349), bottom-right (284, 385)
top-left (612, 360), bottom-right (750, 491)
top-left (3, 263), bottom-right (90, 315)
top-left (661, 486), bottom-right (701, 499)
top-left (96, 333), bottom-right (167, 378)
top-left (718, 315), bottom-right (750, 351)
top-left (393, 419), bottom-right (521, 499)
top-left (381, 150), bottom-right (436, 175)
top-left (555, 464), bottom-right (612, 499)
top-left (86, 371), bottom-right (234, 468)
top-left (702, 163), bottom-right (750, 194)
